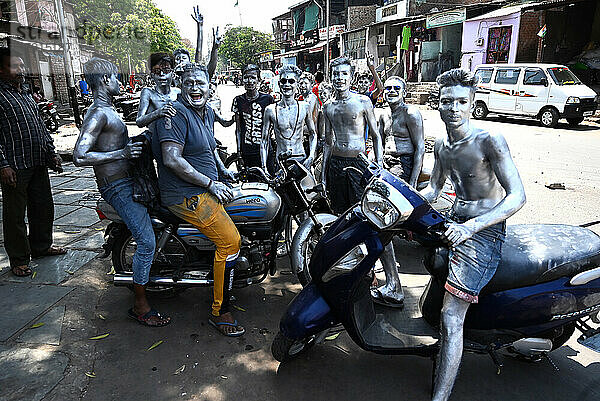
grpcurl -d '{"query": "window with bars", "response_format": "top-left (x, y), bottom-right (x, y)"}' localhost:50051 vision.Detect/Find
top-left (345, 30), bottom-right (366, 60)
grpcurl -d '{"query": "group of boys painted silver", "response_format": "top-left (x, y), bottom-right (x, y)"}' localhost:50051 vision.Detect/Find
top-left (72, 7), bottom-right (525, 396)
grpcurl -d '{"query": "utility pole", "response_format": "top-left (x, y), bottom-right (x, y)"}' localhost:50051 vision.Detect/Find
top-left (325, 0), bottom-right (330, 81)
top-left (54, 0), bottom-right (81, 127)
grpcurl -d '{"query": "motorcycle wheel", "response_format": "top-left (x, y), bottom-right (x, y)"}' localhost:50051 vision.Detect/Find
top-left (112, 229), bottom-right (187, 297)
top-left (272, 331), bottom-right (317, 362)
top-left (46, 115), bottom-right (59, 133)
top-left (293, 214), bottom-right (337, 287)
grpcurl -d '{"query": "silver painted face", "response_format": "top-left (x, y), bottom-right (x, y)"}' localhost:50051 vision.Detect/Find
top-left (319, 85), bottom-right (332, 103)
top-left (242, 71), bottom-right (259, 92)
top-left (107, 73), bottom-right (121, 96)
top-left (384, 78), bottom-right (405, 105)
top-left (279, 72), bottom-right (298, 98)
top-left (438, 85), bottom-right (473, 129)
top-left (151, 62), bottom-right (173, 88)
top-left (175, 53), bottom-right (190, 66)
top-left (181, 70), bottom-right (209, 109)
top-left (331, 64), bottom-right (352, 92)
top-left (357, 77), bottom-right (371, 94)
top-left (298, 77), bottom-right (311, 95)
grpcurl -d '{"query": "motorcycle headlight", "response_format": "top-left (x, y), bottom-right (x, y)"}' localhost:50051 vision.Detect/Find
top-left (566, 96), bottom-right (580, 104)
top-left (322, 243), bottom-right (368, 282)
top-left (361, 179), bottom-right (414, 229)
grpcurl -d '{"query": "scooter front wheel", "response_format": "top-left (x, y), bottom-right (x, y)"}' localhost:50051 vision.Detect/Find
top-left (272, 331), bottom-right (317, 362)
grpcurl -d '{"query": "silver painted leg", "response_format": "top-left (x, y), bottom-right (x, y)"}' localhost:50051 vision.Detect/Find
top-left (432, 292), bottom-right (471, 401)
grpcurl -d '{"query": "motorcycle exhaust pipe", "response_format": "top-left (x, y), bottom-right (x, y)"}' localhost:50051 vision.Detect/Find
top-left (113, 274), bottom-right (213, 286)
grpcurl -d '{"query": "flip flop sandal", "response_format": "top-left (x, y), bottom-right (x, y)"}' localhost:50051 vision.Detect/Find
top-left (33, 245), bottom-right (67, 258)
top-left (208, 318), bottom-right (246, 337)
top-left (11, 265), bottom-right (32, 277)
top-left (128, 308), bottom-right (171, 327)
top-left (371, 288), bottom-right (405, 309)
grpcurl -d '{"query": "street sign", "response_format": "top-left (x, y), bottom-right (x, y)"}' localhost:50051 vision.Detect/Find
top-left (318, 25), bottom-right (345, 40)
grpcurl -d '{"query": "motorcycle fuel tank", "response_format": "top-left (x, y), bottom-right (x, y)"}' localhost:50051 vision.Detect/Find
top-left (224, 183), bottom-right (281, 224)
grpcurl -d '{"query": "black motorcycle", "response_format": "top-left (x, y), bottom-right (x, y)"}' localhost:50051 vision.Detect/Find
top-left (38, 100), bottom-right (59, 133)
top-left (96, 152), bottom-right (331, 295)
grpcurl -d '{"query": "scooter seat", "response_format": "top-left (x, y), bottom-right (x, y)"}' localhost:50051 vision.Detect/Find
top-left (425, 224), bottom-right (600, 294)
top-left (483, 224), bottom-right (600, 294)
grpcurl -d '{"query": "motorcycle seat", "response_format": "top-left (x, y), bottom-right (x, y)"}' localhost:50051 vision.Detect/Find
top-left (426, 224), bottom-right (600, 294)
top-left (483, 224), bottom-right (600, 294)
top-left (152, 206), bottom-right (187, 226)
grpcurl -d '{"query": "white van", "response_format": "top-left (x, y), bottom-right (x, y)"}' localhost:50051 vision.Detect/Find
top-left (472, 64), bottom-right (598, 127)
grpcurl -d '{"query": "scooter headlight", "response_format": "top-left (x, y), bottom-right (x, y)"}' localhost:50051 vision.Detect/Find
top-left (322, 243), bottom-right (368, 282)
top-left (361, 179), bottom-right (414, 229)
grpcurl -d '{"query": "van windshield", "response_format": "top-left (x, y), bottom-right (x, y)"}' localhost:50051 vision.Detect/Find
top-left (547, 68), bottom-right (582, 85)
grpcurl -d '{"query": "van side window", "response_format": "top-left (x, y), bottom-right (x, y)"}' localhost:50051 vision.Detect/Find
top-left (523, 69), bottom-right (546, 85)
top-left (475, 69), bottom-right (493, 83)
top-left (494, 68), bottom-right (521, 85)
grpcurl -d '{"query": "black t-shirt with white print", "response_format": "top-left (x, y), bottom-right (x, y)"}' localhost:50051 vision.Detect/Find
top-left (232, 93), bottom-right (274, 161)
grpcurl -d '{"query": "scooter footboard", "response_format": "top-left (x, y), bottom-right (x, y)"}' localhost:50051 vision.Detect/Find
top-left (280, 283), bottom-right (336, 340)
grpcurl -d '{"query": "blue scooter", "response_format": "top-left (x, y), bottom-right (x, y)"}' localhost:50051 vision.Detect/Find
top-left (273, 154), bottom-right (600, 377)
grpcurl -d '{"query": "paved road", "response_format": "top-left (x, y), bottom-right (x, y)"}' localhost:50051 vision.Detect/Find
top-left (1, 84), bottom-right (599, 401)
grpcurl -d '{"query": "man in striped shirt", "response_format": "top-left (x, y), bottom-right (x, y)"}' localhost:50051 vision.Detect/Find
top-left (0, 48), bottom-right (65, 277)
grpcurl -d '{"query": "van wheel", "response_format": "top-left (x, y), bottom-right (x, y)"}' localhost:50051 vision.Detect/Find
top-left (567, 117), bottom-right (584, 126)
top-left (472, 102), bottom-right (488, 119)
top-left (539, 107), bottom-right (559, 128)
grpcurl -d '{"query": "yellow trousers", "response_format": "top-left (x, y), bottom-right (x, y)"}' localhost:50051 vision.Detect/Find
top-left (169, 193), bottom-right (241, 316)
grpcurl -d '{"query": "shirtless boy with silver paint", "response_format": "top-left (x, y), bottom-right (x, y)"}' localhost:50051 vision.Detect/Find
top-left (74, 58), bottom-right (170, 327)
top-left (378, 76), bottom-right (424, 187)
top-left (322, 56), bottom-right (403, 307)
top-left (136, 53), bottom-right (178, 132)
top-left (370, 75), bottom-right (425, 306)
top-left (261, 65), bottom-right (317, 171)
top-left (420, 69), bottom-right (526, 401)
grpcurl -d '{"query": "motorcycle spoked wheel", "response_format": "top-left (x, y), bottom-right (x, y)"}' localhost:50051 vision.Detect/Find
top-left (112, 230), bottom-right (188, 298)
top-left (297, 221), bottom-right (334, 286)
top-left (271, 329), bottom-right (329, 362)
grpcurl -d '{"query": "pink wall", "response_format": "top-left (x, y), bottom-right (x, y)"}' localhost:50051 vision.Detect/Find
top-left (460, 11), bottom-right (521, 71)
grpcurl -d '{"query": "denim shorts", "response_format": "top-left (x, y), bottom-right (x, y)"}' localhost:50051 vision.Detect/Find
top-left (99, 178), bottom-right (155, 285)
top-left (445, 219), bottom-right (506, 303)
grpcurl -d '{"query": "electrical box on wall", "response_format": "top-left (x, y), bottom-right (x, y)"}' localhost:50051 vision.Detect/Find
top-left (475, 37), bottom-right (484, 46)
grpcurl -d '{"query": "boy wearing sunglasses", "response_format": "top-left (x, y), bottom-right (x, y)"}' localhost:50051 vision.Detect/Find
top-left (370, 76), bottom-right (424, 307)
top-left (261, 65), bottom-right (317, 172)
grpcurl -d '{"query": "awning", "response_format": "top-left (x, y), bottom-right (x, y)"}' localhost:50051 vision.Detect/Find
top-left (308, 40), bottom-right (327, 54)
top-left (274, 50), bottom-right (299, 59)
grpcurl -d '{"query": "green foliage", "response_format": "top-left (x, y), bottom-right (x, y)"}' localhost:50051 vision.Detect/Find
top-left (218, 26), bottom-right (274, 69)
top-left (72, 0), bottom-right (191, 73)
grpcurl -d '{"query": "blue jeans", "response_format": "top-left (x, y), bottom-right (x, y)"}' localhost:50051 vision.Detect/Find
top-left (445, 220), bottom-right (506, 303)
top-left (99, 178), bottom-right (155, 285)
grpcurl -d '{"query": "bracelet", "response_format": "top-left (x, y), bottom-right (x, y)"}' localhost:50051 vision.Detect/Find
top-left (206, 178), bottom-right (213, 189)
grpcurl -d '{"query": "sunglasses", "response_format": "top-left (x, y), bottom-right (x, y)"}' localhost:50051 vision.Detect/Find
top-left (152, 67), bottom-right (173, 75)
top-left (385, 85), bottom-right (403, 91)
top-left (280, 78), bottom-right (296, 84)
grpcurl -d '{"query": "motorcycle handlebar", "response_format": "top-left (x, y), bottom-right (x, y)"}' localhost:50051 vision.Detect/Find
top-left (245, 167), bottom-right (278, 185)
